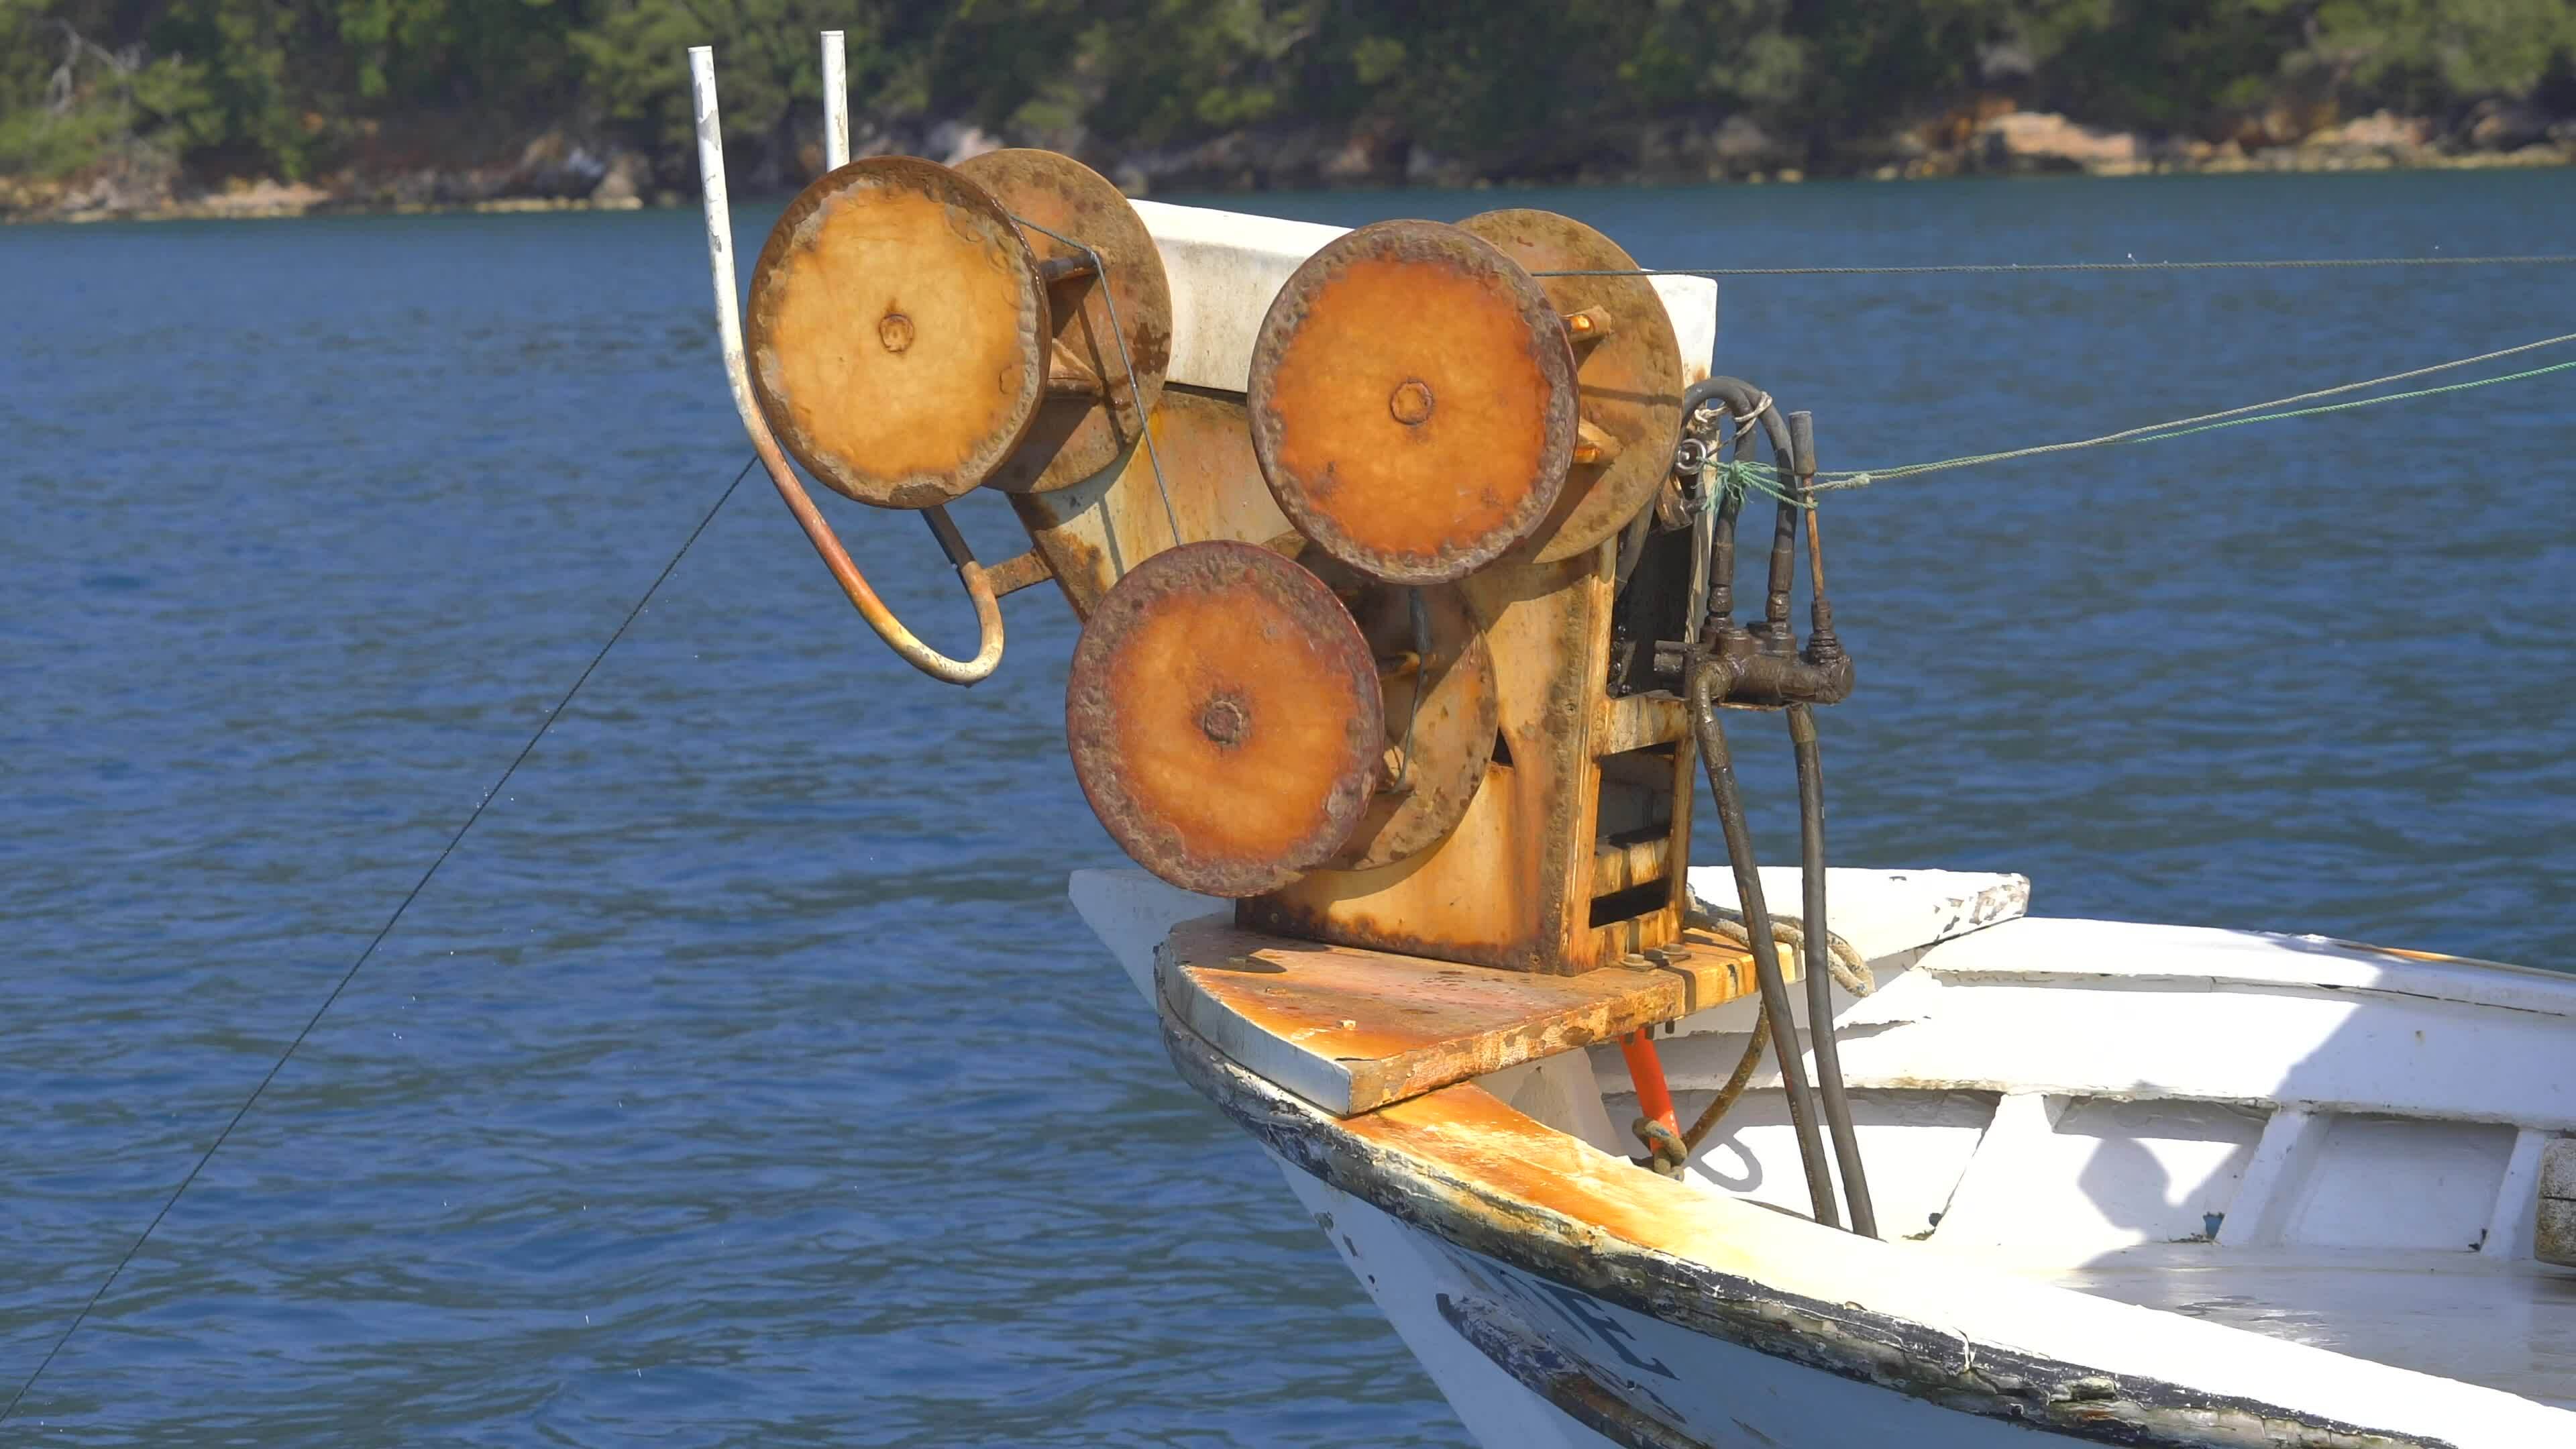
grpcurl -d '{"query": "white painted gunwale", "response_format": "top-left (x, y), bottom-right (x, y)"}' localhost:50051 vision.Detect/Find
top-left (1615, 873), bottom-right (2576, 1134)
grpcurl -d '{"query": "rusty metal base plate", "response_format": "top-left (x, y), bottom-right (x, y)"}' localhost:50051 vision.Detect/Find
top-left (1162, 915), bottom-right (1758, 1116)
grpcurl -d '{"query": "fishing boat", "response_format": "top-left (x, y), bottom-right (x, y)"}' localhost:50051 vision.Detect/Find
top-left (686, 36), bottom-right (2574, 1446)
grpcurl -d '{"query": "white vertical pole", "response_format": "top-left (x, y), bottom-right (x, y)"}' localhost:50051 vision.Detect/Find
top-left (688, 47), bottom-right (761, 437)
top-left (820, 30), bottom-right (850, 170)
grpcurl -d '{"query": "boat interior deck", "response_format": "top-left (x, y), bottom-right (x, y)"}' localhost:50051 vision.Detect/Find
top-left (2024, 1247), bottom-right (2576, 1409)
top-left (1591, 892), bottom-right (2576, 1413)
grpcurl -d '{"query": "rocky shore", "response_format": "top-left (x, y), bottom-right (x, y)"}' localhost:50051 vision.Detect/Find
top-left (7, 101), bottom-right (2572, 225)
top-left (0, 129), bottom-right (659, 223)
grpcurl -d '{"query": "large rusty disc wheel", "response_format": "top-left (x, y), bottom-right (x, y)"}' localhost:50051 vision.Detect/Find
top-left (745, 156), bottom-right (1045, 509)
top-left (957, 150), bottom-right (1174, 494)
top-left (1248, 220), bottom-right (1578, 585)
top-left (1066, 541), bottom-right (1383, 898)
top-left (1458, 209), bottom-right (1684, 563)
top-left (1300, 559), bottom-right (1499, 873)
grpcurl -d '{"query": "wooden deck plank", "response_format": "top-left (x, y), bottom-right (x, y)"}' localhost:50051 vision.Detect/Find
top-left (1157, 915), bottom-right (1760, 1116)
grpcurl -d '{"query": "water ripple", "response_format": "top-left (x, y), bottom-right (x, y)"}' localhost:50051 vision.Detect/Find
top-left (4, 174), bottom-right (2571, 1442)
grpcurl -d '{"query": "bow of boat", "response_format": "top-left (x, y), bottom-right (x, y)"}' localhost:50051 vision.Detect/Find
top-left (1075, 866), bottom-right (2576, 1449)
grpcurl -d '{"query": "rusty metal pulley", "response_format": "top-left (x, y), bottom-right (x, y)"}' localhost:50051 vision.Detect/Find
top-left (1456, 209), bottom-right (1684, 564)
top-left (1302, 558), bottom-right (1501, 873)
top-left (1065, 541), bottom-right (1385, 897)
top-left (954, 149), bottom-right (1174, 494)
top-left (1248, 219), bottom-right (1579, 586)
top-left (745, 156), bottom-right (1047, 509)
top-left (743, 152), bottom-right (1173, 509)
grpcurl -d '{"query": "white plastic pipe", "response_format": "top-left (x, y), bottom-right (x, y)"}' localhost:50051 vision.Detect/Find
top-left (686, 45), bottom-right (1004, 686)
top-left (688, 48), bottom-right (759, 439)
top-left (820, 31), bottom-right (849, 170)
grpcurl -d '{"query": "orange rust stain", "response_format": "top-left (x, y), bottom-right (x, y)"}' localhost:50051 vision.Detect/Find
top-left (1169, 918), bottom-right (1768, 1110)
top-left (1206, 969), bottom-right (1650, 1069)
top-left (1146, 394), bottom-right (1297, 563)
top-left (1349, 1083), bottom-right (1702, 1252)
top-left (954, 149), bottom-right (1174, 496)
top-left (2358, 943), bottom-right (2500, 967)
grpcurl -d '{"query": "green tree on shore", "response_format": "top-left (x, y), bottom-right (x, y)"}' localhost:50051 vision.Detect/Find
top-left (4, 0), bottom-right (2573, 192)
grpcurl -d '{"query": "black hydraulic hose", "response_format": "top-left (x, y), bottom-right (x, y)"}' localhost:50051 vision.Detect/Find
top-left (1708, 423), bottom-right (1742, 624)
top-left (1782, 407), bottom-right (1874, 1236)
top-left (1680, 376), bottom-right (1792, 454)
top-left (1678, 378), bottom-right (1796, 478)
top-left (1688, 664), bottom-right (1841, 1229)
top-left (1790, 704), bottom-right (1878, 1238)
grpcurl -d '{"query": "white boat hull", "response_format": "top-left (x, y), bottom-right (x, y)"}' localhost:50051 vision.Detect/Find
top-left (1281, 1166), bottom-right (2155, 1449)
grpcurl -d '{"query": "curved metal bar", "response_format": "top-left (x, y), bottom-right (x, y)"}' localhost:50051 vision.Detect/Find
top-left (1678, 376), bottom-right (1799, 639)
top-left (689, 46), bottom-right (1004, 687)
top-left (1678, 376), bottom-right (1794, 462)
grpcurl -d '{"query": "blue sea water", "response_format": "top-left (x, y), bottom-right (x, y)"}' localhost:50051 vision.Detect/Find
top-left (3, 169), bottom-right (2571, 1443)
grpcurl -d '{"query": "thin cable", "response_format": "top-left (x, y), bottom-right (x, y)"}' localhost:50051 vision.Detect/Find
top-left (1836, 328), bottom-right (2576, 480)
top-left (1534, 254), bottom-right (2576, 278)
top-left (2102, 358), bottom-right (2576, 445)
top-left (1010, 214), bottom-right (1184, 549)
top-left (1815, 333), bottom-right (2576, 490)
top-left (0, 455), bottom-right (756, 1426)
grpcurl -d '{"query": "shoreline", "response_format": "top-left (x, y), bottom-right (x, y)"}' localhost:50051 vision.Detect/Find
top-left (8, 112), bottom-right (2570, 227)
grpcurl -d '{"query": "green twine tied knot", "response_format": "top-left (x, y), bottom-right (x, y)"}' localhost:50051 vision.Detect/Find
top-left (1694, 458), bottom-right (1810, 510)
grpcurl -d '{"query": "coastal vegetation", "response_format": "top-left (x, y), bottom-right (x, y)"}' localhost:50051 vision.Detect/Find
top-left (6, 0), bottom-right (2575, 218)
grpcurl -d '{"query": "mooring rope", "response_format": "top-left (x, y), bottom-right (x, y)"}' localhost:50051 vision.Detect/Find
top-left (1536, 253), bottom-right (2576, 278)
top-left (0, 455), bottom-right (757, 1426)
top-left (1692, 329), bottom-right (2576, 504)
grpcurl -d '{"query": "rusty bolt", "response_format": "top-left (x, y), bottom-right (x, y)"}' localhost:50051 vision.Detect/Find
top-left (1199, 694), bottom-right (1250, 747)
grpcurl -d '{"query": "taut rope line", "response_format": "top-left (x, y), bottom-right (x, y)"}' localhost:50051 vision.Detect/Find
top-left (0, 455), bottom-right (757, 1425)
top-left (1687, 329), bottom-right (2576, 504)
top-left (1536, 254), bottom-right (2576, 278)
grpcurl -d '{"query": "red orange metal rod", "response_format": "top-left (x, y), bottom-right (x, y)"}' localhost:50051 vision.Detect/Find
top-left (1619, 1029), bottom-right (1681, 1139)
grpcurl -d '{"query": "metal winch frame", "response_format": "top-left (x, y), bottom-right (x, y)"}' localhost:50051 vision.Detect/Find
top-left (688, 34), bottom-right (1877, 1235)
